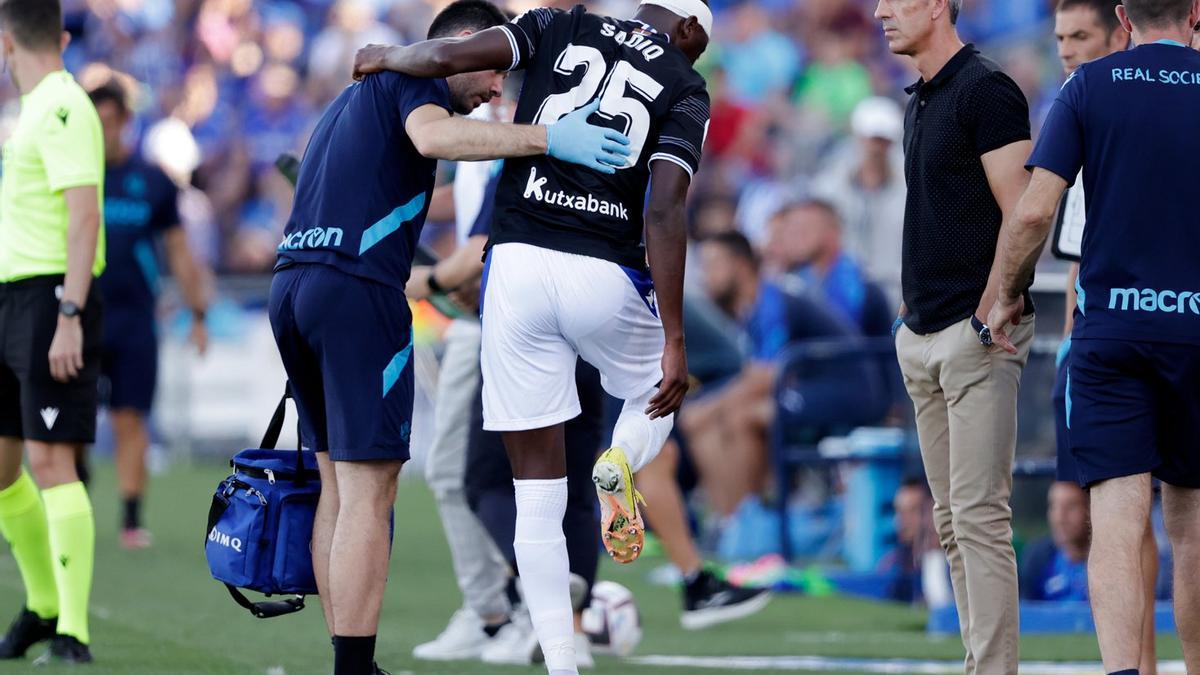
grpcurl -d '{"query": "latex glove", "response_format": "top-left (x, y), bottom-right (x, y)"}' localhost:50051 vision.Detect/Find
top-left (545, 100), bottom-right (631, 174)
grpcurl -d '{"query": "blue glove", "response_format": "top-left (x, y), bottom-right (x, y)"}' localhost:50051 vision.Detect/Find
top-left (546, 99), bottom-right (631, 175)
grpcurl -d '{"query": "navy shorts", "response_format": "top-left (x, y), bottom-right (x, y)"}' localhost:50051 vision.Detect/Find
top-left (269, 264), bottom-right (415, 462)
top-left (1052, 345), bottom-right (1081, 484)
top-left (1068, 338), bottom-right (1200, 488)
top-left (100, 309), bottom-right (158, 413)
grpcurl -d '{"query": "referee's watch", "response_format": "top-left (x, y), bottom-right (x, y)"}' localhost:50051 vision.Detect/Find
top-left (59, 301), bottom-right (82, 319)
top-left (971, 315), bottom-right (993, 347)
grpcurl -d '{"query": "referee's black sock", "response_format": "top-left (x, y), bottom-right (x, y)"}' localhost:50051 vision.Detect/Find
top-left (123, 497), bottom-right (141, 530)
top-left (1108, 669), bottom-right (1139, 675)
top-left (333, 635), bottom-right (376, 675)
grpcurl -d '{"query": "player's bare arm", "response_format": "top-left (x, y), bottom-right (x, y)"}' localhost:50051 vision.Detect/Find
top-left (354, 28), bottom-right (514, 81)
top-left (643, 160), bottom-right (690, 419)
top-left (988, 167), bottom-right (1069, 353)
top-left (49, 184), bottom-right (101, 383)
top-left (163, 227), bottom-right (212, 355)
top-left (975, 139), bottom-right (1034, 325)
top-left (405, 100), bottom-right (630, 172)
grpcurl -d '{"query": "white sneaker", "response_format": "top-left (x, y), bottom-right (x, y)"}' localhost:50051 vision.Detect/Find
top-left (412, 608), bottom-right (489, 661)
top-left (480, 611), bottom-right (542, 665)
top-left (575, 632), bottom-right (594, 669)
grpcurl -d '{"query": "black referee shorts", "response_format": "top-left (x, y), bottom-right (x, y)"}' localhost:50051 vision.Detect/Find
top-left (0, 275), bottom-right (103, 444)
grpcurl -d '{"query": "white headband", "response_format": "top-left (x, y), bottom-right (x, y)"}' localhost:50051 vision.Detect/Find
top-left (639, 0), bottom-right (713, 38)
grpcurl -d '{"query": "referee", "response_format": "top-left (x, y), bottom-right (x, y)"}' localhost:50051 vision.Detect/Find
top-left (990, 1), bottom-right (1200, 673)
top-left (0, 0), bottom-right (103, 665)
top-left (875, 0), bottom-right (1035, 672)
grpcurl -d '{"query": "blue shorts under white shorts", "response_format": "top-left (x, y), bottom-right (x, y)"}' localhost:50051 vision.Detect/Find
top-left (1067, 337), bottom-right (1200, 488)
top-left (269, 263), bottom-right (415, 462)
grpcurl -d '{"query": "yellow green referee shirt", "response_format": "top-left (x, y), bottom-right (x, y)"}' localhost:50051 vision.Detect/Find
top-left (0, 70), bottom-right (105, 282)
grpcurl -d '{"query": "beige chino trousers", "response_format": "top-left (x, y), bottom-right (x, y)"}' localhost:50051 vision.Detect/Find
top-left (896, 315), bottom-right (1034, 675)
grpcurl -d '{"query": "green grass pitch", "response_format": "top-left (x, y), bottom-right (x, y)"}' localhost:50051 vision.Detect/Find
top-left (0, 462), bottom-right (1181, 674)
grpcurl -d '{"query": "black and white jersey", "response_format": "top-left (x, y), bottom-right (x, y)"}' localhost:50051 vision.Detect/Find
top-left (491, 5), bottom-right (711, 270)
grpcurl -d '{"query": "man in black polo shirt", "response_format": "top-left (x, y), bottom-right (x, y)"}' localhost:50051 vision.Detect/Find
top-left (875, 1), bottom-right (1035, 673)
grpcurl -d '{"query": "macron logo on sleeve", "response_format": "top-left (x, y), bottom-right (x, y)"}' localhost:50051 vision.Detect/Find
top-left (1109, 287), bottom-right (1200, 314)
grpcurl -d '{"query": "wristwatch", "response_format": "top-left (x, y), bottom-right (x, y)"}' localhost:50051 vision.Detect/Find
top-left (971, 315), bottom-right (993, 347)
top-left (427, 270), bottom-right (447, 294)
top-left (59, 301), bottom-right (82, 319)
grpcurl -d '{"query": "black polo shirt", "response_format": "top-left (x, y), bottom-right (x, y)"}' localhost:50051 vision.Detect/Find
top-left (901, 44), bottom-right (1033, 335)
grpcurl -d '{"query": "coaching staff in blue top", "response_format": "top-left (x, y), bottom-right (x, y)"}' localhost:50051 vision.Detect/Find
top-left (989, 2), bottom-right (1200, 673)
top-left (876, 0), bottom-right (1035, 672)
top-left (267, 1), bottom-right (630, 673)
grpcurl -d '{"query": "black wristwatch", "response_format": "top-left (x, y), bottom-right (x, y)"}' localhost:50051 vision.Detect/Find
top-left (971, 315), bottom-right (993, 347)
top-left (59, 301), bottom-right (82, 319)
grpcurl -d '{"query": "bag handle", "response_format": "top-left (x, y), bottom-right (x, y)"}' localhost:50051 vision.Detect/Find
top-left (259, 386), bottom-right (290, 449)
top-left (258, 385), bottom-right (309, 485)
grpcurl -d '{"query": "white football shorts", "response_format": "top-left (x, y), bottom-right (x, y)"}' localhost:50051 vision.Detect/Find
top-left (480, 242), bottom-right (665, 432)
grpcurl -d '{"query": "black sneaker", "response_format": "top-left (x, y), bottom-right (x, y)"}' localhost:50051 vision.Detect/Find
top-left (33, 634), bottom-right (93, 665)
top-left (0, 608), bottom-right (56, 659)
top-left (680, 570), bottom-right (772, 630)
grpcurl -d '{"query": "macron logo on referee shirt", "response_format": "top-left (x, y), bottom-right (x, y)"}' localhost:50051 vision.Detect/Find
top-left (40, 407), bottom-right (59, 430)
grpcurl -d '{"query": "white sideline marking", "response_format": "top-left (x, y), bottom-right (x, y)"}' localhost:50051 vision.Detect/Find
top-left (631, 655), bottom-right (1188, 674)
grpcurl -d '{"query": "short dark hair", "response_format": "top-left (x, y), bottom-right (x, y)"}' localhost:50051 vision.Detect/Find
top-left (0, 0), bottom-right (62, 51)
top-left (1122, 0), bottom-right (1194, 28)
top-left (87, 80), bottom-right (129, 116)
top-left (703, 230), bottom-right (759, 270)
top-left (427, 0), bottom-right (507, 40)
top-left (1057, 0), bottom-right (1123, 35)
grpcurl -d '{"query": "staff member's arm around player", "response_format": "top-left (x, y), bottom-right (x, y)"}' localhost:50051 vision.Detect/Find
top-left (0, 0), bottom-right (105, 665)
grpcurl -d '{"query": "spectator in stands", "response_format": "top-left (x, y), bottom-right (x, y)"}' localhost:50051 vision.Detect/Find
top-left (1020, 482), bottom-right (1090, 602)
top-left (878, 478), bottom-right (938, 604)
top-left (764, 199), bottom-right (894, 337)
top-left (811, 97), bottom-right (907, 300)
top-left (678, 232), bottom-right (859, 518)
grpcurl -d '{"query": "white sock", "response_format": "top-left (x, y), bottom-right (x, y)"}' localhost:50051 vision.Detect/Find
top-left (610, 388), bottom-right (674, 472)
top-left (513, 478), bottom-right (576, 674)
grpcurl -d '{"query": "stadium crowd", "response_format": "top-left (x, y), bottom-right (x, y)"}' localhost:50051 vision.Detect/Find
top-left (5, 0), bottom-right (1076, 283)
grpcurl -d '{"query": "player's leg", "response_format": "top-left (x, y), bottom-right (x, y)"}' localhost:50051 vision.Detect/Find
top-left (1090, 474), bottom-right (1153, 671)
top-left (328, 459), bottom-right (403, 629)
top-left (15, 282), bottom-right (103, 665)
top-left (313, 453), bottom-right (338, 634)
top-left (1150, 343), bottom-right (1200, 673)
top-left (1161, 483), bottom-right (1200, 672)
top-left (1069, 338), bottom-right (1162, 673)
top-left (895, 324), bottom-right (973, 669)
top-left (565, 259), bottom-right (672, 565)
top-left (106, 311), bottom-right (157, 548)
top-left (0, 349), bottom-right (60, 660)
top-left (268, 267), bottom-right (338, 636)
top-left (299, 265), bottom-right (415, 674)
top-left (1139, 523), bottom-right (1159, 675)
top-left (25, 441), bottom-right (93, 662)
top-left (481, 243), bottom-right (585, 674)
top-left (0, 433), bottom-right (59, 659)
